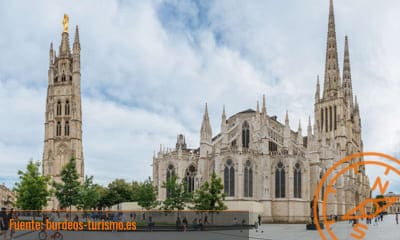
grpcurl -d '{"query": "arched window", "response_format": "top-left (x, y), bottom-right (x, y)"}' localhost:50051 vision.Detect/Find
top-left (166, 164), bottom-right (175, 181)
top-left (61, 74), bottom-right (66, 82)
top-left (321, 109), bottom-right (324, 131)
top-left (65, 121), bottom-right (70, 136)
top-left (69, 75), bottom-right (72, 81)
top-left (56, 121), bottom-right (61, 136)
top-left (65, 100), bottom-right (70, 115)
top-left (242, 121), bottom-right (250, 148)
top-left (57, 101), bottom-right (62, 115)
top-left (166, 164), bottom-right (175, 198)
top-left (294, 163), bottom-right (302, 198)
top-left (54, 76), bottom-right (58, 83)
top-left (244, 160), bottom-right (253, 197)
top-left (184, 165), bottom-right (196, 193)
top-left (224, 159), bottom-right (235, 197)
top-left (275, 161), bottom-right (285, 198)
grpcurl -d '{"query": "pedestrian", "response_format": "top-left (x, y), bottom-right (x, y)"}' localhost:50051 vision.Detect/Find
top-left (258, 214), bottom-right (262, 226)
top-left (182, 217), bottom-right (188, 232)
top-left (396, 213), bottom-right (399, 225)
top-left (204, 214), bottom-right (209, 225)
top-left (1, 208), bottom-right (9, 240)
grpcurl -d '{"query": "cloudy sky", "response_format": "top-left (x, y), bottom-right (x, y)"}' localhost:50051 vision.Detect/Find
top-left (1, 0), bottom-right (399, 193)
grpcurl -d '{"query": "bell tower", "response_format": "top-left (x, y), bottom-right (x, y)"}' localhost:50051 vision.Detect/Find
top-left (42, 15), bottom-right (84, 208)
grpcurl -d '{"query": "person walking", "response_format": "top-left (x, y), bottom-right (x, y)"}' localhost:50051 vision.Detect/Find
top-left (258, 214), bottom-right (262, 226)
top-left (396, 213), bottom-right (399, 225)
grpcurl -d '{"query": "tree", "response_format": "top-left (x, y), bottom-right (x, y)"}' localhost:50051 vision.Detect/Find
top-left (53, 158), bottom-right (81, 212)
top-left (77, 176), bottom-right (100, 210)
top-left (106, 179), bottom-right (134, 205)
top-left (14, 160), bottom-right (51, 210)
top-left (192, 172), bottom-right (227, 210)
top-left (137, 177), bottom-right (158, 210)
top-left (131, 181), bottom-right (141, 201)
top-left (96, 185), bottom-right (112, 210)
top-left (161, 175), bottom-right (191, 210)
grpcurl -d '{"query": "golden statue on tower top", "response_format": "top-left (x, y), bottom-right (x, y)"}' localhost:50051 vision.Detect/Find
top-left (63, 14), bottom-right (69, 33)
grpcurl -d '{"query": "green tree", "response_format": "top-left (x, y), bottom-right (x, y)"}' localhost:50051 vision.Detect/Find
top-left (106, 179), bottom-right (134, 205)
top-left (137, 177), bottom-right (158, 210)
top-left (53, 158), bottom-right (81, 213)
top-left (161, 175), bottom-right (190, 210)
top-left (131, 181), bottom-right (141, 201)
top-left (96, 185), bottom-right (112, 209)
top-left (77, 176), bottom-right (100, 210)
top-left (14, 160), bottom-right (51, 210)
top-left (192, 172), bottom-right (227, 210)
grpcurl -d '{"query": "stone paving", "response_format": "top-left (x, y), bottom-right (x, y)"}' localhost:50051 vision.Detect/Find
top-left (251, 214), bottom-right (400, 240)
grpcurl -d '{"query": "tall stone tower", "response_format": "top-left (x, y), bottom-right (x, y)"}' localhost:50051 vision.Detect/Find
top-left (314, 0), bottom-right (366, 215)
top-left (42, 15), bottom-right (84, 208)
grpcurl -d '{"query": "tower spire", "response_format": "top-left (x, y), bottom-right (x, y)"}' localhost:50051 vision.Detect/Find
top-left (262, 94), bottom-right (267, 115)
top-left (315, 75), bottom-right (320, 102)
top-left (201, 103), bottom-right (212, 143)
top-left (323, 0), bottom-right (341, 98)
top-left (342, 35), bottom-right (353, 104)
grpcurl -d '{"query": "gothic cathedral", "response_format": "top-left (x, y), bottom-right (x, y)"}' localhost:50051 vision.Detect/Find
top-left (152, 0), bottom-right (371, 222)
top-left (42, 17), bottom-right (84, 209)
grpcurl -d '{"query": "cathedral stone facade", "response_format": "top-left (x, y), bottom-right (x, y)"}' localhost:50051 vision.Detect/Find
top-left (152, 0), bottom-right (371, 222)
top-left (42, 20), bottom-right (84, 209)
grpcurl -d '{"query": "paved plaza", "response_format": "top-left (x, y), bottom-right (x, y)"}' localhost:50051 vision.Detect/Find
top-left (3, 215), bottom-right (400, 240)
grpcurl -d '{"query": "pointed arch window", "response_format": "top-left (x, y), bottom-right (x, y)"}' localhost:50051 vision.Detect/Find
top-left (61, 74), bottom-right (66, 82)
top-left (275, 161), bottom-right (285, 198)
top-left (242, 121), bottom-right (250, 148)
top-left (65, 121), bottom-right (70, 136)
top-left (56, 121), bottom-right (62, 136)
top-left (244, 160), bottom-right (253, 197)
top-left (65, 100), bottom-right (70, 115)
top-left (184, 165), bottom-right (196, 193)
top-left (57, 101), bottom-right (62, 116)
top-left (224, 159), bottom-right (235, 197)
top-left (294, 163), bottom-right (302, 198)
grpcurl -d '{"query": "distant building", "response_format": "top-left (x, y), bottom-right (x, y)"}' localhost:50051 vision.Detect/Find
top-left (385, 192), bottom-right (400, 214)
top-left (152, 0), bottom-right (371, 223)
top-left (0, 184), bottom-right (16, 209)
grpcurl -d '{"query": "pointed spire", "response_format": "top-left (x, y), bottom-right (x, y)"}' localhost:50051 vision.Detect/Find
top-left (323, 0), bottom-right (341, 98)
top-left (201, 103), bottom-right (212, 143)
top-left (315, 75), bottom-right (320, 102)
top-left (285, 110), bottom-right (289, 126)
top-left (49, 42), bottom-right (54, 65)
top-left (307, 116), bottom-right (312, 137)
top-left (74, 25), bottom-right (80, 43)
top-left (298, 119), bottom-right (302, 132)
top-left (262, 94), bottom-right (267, 115)
top-left (342, 35), bottom-right (353, 103)
top-left (221, 105), bottom-right (227, 132)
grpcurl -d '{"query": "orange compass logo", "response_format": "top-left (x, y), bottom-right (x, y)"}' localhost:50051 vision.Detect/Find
top-left (314, 152), bottom-right (400, 240)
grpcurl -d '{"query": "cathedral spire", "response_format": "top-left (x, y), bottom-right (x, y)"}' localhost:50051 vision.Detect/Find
top-left (323, 0), bottom-right (341, 98)
top-left (285, 110), bottom-right (289, 126)
top-left (307, 116), bottom-right (312, 138)
top-left (221, 105), bottom-right (227, 132)
top-left (342, 35), bottom-right (353, 104)
top-left (262, 94), bottom-right (267, 115)
top-left (315, 75), bottom-right (320, 102)
top-left (201, 103), bottom-right (212, 143)
top-left (49, 42), bottom-right (54, 65)
top-left (73, 25), bottom-right (80, 54)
